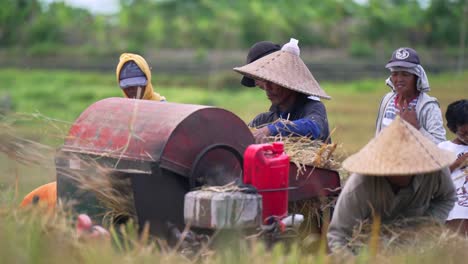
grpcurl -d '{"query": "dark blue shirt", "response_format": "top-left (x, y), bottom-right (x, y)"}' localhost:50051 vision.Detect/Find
top-left (249, 94), bottom-right (330, 142)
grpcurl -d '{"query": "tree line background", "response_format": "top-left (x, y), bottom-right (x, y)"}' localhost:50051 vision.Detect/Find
top-left (1, 0), bottom-right (467, 82)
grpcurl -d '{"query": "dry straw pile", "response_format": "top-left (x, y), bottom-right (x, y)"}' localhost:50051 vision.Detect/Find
top-left (263, 135), bottom-right (341, 171)
top-left (346, 217), bottom-right (464, 255)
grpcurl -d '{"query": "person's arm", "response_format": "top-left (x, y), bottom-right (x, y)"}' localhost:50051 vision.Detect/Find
top-left (249, 113), bottom-right (275, 143)
top-left (449, 152), bottom-right (468, 172)
top-left (327, 175), bottom-right (370, 253)
top-left (267, 118), bottom-right (321, 138)
top-left (424, 168), bottom-right (456, 222)
top-left (267, 101), bottom-right (328, 139)
top-left (248, 112), bottom-right (270, 128)
top-left (419, 102), bottom-right (446, 144)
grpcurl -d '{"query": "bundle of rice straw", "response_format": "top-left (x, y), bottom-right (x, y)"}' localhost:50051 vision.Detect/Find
top-left (200, 181), bottom-right (247, 193)
top-left (263, 135), bottom-right (341, 171)
top-left (250, 120), bottom-right (341, 171)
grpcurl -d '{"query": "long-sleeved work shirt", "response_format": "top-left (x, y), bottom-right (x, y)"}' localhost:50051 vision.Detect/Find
top-left (249, 94), bottom-right (330, 142)
top-left (327, 168), bottom-right (456, 252)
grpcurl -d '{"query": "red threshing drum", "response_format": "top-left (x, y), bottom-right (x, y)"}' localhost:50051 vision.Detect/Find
top-left (57, 97), bottom-right (254, 237)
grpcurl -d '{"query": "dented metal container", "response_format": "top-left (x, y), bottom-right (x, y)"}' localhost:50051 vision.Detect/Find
top-left (184, 190), bottom-right (262, 229)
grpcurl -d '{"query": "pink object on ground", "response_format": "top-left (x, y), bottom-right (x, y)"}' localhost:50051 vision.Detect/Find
top-left (76, 214), bottom-right (110, 239)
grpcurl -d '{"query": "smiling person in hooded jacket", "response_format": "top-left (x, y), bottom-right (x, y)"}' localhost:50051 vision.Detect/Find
top-left (375, 47), bottom-right (446, 144)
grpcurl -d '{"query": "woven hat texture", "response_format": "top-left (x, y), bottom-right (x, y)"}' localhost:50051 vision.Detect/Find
top-left (342, 117), bottom-right (456, 176)
top-left (233, 43), bottom-right (330, 99)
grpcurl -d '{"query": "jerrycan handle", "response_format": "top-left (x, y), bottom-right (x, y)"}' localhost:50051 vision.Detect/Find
top-left (244, 143), bottom-right (282, 184)
top-left (272, 142), bottom-right (284, 154)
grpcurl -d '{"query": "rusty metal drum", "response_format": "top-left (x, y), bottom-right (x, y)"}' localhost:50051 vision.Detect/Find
top-left (56, 97), bottom-right (254, 238)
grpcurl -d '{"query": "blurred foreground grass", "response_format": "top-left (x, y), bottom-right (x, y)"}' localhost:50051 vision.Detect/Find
top-left (1, 68), bottom-right (468, 263)
top-left (2, 193), bottom-right (468, 263)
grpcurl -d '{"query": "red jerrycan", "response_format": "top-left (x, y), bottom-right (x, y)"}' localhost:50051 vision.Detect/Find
top-left (243, 142), bottom-right (290, 220)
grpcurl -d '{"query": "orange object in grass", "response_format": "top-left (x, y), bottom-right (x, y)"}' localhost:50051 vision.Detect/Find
top-left (20, 181), bottom-right (57, 212)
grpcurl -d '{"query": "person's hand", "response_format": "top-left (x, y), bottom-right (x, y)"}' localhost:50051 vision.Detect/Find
top-left (252, 126), bottom-right (271, 143)
top-left (397, 99), bottom-right (420, 129)
top-left (450, 152), bottom-right (468, 172)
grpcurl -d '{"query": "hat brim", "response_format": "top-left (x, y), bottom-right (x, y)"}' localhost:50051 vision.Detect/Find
top-left (234, 51), bottom-right (331, 100)
top-left (342, 118), bottom-right (456, 176)
top-left (385, 61), bottom-right (418, 69)
top-left (241, 76), bottom-right (256, 87)
top-left (119, 77), bottom-right (148, 89)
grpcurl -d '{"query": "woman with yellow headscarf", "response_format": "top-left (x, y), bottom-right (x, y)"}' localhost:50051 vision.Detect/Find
top-left (116, 53), bottom-right (166, 101)
top-left (19, 53), bottom-right (167, 213)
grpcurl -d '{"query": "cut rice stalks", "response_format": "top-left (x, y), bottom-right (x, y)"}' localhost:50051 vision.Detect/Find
top-left (263, 135), bottom-right (342, 171)
top-left (347, 217), bottom-right (460, 254)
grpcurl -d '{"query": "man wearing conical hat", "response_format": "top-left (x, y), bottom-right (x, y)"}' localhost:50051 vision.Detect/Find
top-left (327, 117), bottom-right (456, 253)
top-left (234, 39), bottom-right (331, 143)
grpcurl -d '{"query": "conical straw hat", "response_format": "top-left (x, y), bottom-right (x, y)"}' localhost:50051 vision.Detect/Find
top-left (342, 117), bottom-right (456, 176)
top-left (233, 39), bottom-right (331, 100)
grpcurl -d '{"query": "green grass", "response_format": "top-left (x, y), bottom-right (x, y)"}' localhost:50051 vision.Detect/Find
top-left (1, 68), bottom-right (466, 163)
top-left (1, 68), bottom-right (468, 262)
top-left (1, 68), bottom-right (466, 188)
top-left (3, 68), bottom-right (465, 152)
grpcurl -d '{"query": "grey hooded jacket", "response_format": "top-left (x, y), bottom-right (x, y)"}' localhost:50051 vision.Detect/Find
top-left (375, 92), bottom-right (446, 144)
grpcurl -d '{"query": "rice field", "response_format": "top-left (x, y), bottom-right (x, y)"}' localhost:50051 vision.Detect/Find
top-left (1, 68), bottom-right (467, 263)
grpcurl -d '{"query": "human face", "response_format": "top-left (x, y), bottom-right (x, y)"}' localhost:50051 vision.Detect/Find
top-left (390, 71), bottom-right (418, 98)
top-left (455, 123), bottom-right (468, 145)
top-left (123, 86), bottom-right (146, 99)
top-left (255, 79), bottom-right (294, 106)
top-left (385, 175), bottom-right (413, 188)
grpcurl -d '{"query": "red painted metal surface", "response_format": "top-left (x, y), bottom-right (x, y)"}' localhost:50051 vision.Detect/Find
top-left (288, 164), bottom-right (341, 201)
top-left (244, 142), bottom-right (290, 220)
top-left (63, 97), bottom-right (254, 178)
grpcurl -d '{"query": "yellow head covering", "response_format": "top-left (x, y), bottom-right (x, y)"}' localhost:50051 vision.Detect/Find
top-left (116, 53), bottom-right (166, 101)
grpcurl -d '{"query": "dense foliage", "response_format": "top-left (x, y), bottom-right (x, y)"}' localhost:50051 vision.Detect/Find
top-left (0, 0), bottom-right (466, 56)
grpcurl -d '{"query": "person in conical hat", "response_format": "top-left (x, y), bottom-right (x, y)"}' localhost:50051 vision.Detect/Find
top-left (327, 117), bottom-right (456, 253)
top-left (234, 38), bottom-right (331, 143)
top-left (376, 47), bottom-right (446, 144)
